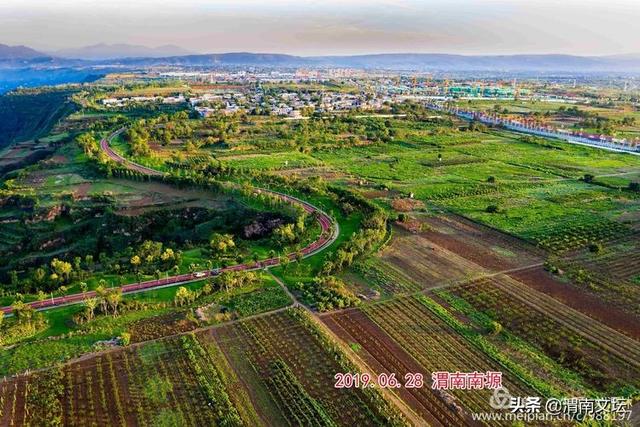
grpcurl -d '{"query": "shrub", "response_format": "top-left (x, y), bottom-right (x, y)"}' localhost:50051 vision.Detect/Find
top-left (582, 174), bottom-right (595, 183)
top-left (486, 321), bottom-right (503, 335)
top-left (588, 242), bottom-right (603, 254)
top-left (119, 332), bottom-right (131, 346)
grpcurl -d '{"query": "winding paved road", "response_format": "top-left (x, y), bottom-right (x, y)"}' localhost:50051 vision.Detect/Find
top-left (1, 129), bottom-right (338, 314)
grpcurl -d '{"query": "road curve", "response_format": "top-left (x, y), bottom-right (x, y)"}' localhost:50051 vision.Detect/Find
top-left (1, 129), bottom-right (338, 314)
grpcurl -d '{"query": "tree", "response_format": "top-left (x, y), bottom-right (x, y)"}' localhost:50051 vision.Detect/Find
top-left (36, 290), bottom-right (47, 302)
top-left (130, 255), bottom-right (141, 271)
top-left (12, 300), bottom-right (35, 325)
top-left (0, 311), bottom-right (4, 328)
top-left (79, 282), bottom-right (88, 295)
top-left (161, 248), bottom-right (175, 262)
top-left (137, 240), bottom-right (163, 263)
top-left (216, 272), bottom-right (236, 294)
top-left (85, 255), bottom-right (94, 271)
top-left (51, 258), bottom-right (72, 282)
top-left (49, 273), bottom-right (59, 287)
top-left (209, 233), bottom-right (235, 255)
top-left (84, 297), bottom-right (98, 322)
top-left (174, 286), bottom-right (191, 306)
top-left (273, 224), bottom-right (297, 245)
top-left (120, 332), bottom-right (131, 346)
top-left (9, 270), bottom-right (18, 287)
top-left (280, 255), bottom-right (291, 272)
top-left (96, 284), bottom-right (109, 314)
top-left (487, 321), bottom-right (503, 335)
top-left (202, 283), bottom-right (213, 295)
top-left (106, 288), bottom-right (122, 316)
top-left (588, 242), bottom-right (603, 254)
top-left (33, 267), bottom-right (46, 285)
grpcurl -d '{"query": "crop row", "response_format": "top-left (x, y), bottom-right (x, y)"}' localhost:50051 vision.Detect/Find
top-left (0, 376), bottom-right (28, 427)
top-left (265, 359), bottom-right (336, 427)
top-left (179, 333), bottom-right (243, 426)
top-left (363, 297), bottom-right (531, 423)
top-left (3, 334), bottom-right (250, 426)
top-left (529, 218), bottom-right (629, 253)
top-left (226, 309), bottom-right (403, 426)
top-left (325, 309), bottom-right (471, 426)
top-left (449, 276), bottom-right (640, 393)
top-left (352, 260), bottom-right (421, 295)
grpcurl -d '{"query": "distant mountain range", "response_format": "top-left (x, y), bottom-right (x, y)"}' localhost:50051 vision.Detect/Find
top-left (52, 43), bottom-right (193, 60)
top-left (0, 43), bottom-right (48, 60)
top-left (1, 43), bottom-right (640, 72)
top-left (106, 52), bottom-right (640, 72)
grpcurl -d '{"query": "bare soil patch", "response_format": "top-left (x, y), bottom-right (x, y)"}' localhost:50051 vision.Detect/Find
top-left (510, 266), bottom-right (640, 340)
top-left (418, 214), bottom-right (542, 271)
top-left (391, 198), bottom-right (425, 212)
top-left (377, 227), bottom-right (486, 289)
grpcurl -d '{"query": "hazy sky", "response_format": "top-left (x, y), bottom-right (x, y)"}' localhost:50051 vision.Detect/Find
top-left (1, 0), bottom-right (638, 56)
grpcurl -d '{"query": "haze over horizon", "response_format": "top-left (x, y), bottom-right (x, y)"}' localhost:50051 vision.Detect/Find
top-left (1, 0), bottom-right (638, 57)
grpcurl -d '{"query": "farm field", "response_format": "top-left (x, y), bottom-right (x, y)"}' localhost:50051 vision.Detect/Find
top-left (563, 233), bottom-right (640, 285)
top-left (211, 308), bottom-right (405, 426)
top-left (509, 265), bottom-right (640, 339)
top-left (443, 275), bottom-right (640, 395)
top-left (311, 129), bottom-right (640, 256)
top-left (368, 226), bottom-right (485, 292)
top-left (348, 212), bottom-right (545, 297)
top-left (416, 214), bottom-right (543, 271)
top-left (0, 308), bottom-right (405, 426)
top-left (323, 307), bottom-right (474, 426)
top-left (1, 77), bottom-right (640, 425)
top-left (0, 332), bottom-right (259, 426)
top-left (324, 296), bottom-right (538, 426)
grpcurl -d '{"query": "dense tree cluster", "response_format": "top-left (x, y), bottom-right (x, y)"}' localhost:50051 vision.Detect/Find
top-left (212, 270), bottom-right (259, 294)
top-left (0, 300), bottom-right (47, 346)
top-left (291, 276), bottom-right (360, 311)
top-left (321, 188), bottom-right (388, 275)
